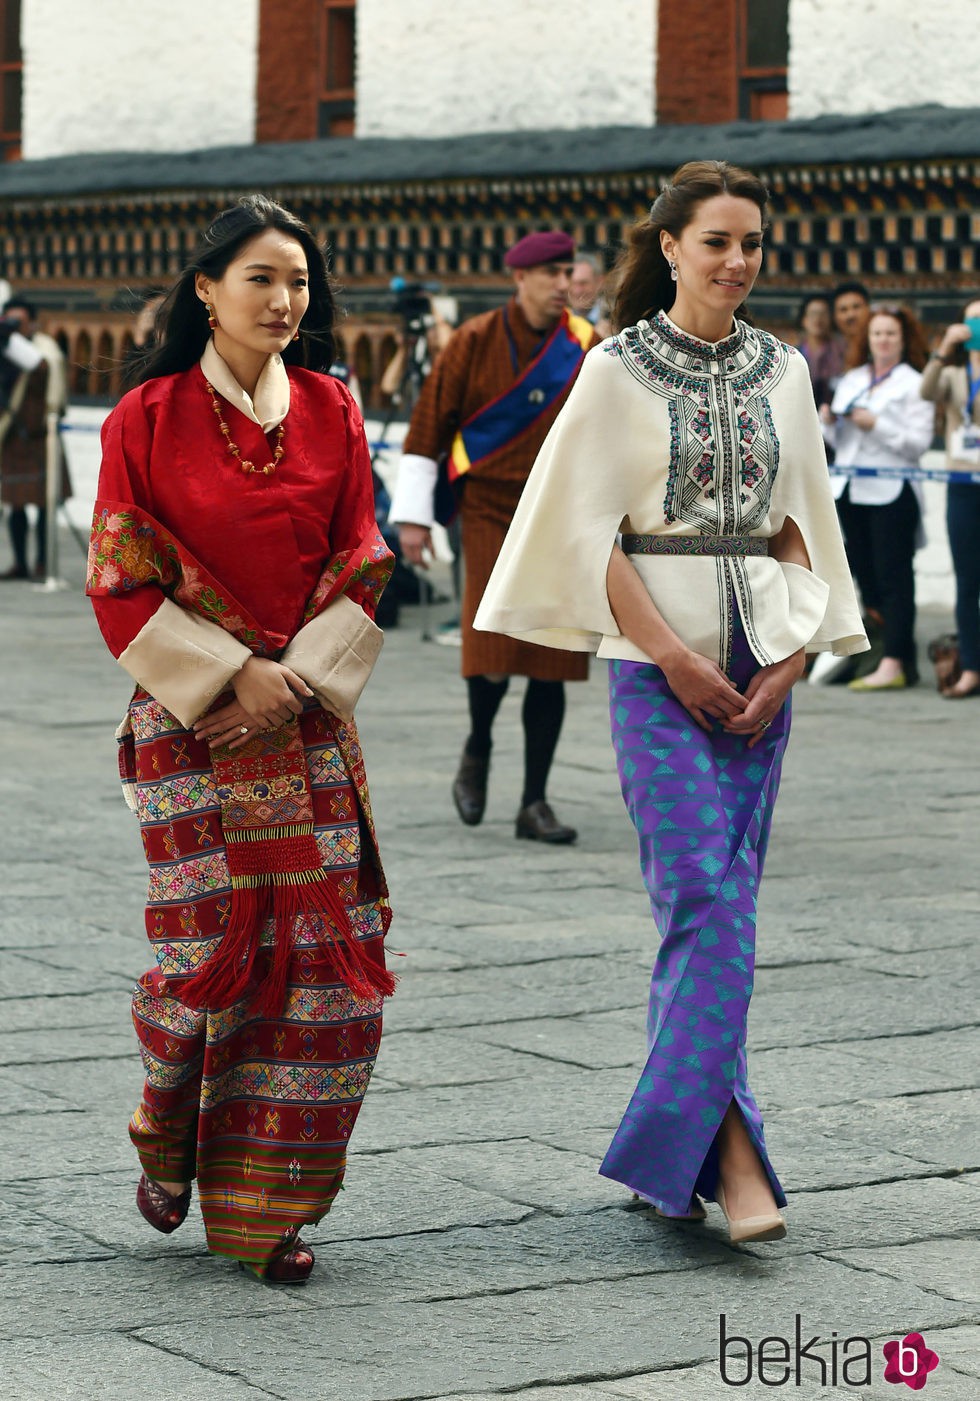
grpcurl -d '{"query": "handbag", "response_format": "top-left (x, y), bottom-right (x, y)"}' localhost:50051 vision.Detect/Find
top-left (280, 595), bottom-right (383, 721)
top-left (926, 633), bottom-right (961, 693)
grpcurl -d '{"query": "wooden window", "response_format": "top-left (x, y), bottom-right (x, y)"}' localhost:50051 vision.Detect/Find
top-left (1, 0), bottom-right (22, 161)
top-left (737, 0), bottom-right (788, 120)
top-left (319, 0), bottom-right (355, 138)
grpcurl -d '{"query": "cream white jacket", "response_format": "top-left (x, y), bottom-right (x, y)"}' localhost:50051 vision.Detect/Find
top-left (476, 312), bottom-right (868, 668)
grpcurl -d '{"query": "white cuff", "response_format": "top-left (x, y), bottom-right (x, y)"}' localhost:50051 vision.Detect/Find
top-left (2, 331), bottom-right (43, 373)
top-left (118, 598), bottom-right (252, 728)
top-left (388, 454), bottom-right (439, 528)
top-left (280, 595), bottom-right (383, 721)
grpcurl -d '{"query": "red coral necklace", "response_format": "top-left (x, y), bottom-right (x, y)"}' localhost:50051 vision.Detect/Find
top-left (205, 381), bottom-right (285, 476)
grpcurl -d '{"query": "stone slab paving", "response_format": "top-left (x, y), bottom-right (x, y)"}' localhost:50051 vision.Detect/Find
top-left (0, 542), bottom-right (977, 1400)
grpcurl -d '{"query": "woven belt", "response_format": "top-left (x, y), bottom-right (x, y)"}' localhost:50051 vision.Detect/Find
top-left (621, 533), bottom-right (769, 557)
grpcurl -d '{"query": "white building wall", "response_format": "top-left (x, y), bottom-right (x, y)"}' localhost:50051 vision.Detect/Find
top-left (789, 0), bottom-right (979, 119)
top-left (356, 0), bottom-right (656, 139)
top-left (21, 0), bottom-right (259, 159)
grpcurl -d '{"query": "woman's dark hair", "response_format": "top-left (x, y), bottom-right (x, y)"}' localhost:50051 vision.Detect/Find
top-left (610, 160), bottom-right (770, 332)
top-left (129, 195), bottom-right (336, 388)
top-left (845, 302), bottom-right (930, 372)
top-left (797, 293), bottom-right (833, 328)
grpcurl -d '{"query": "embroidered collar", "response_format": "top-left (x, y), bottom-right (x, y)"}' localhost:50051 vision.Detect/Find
top-left (200, 338), bottom-right (290, 432)
top-left (644, 310), bottom-right (746, 360)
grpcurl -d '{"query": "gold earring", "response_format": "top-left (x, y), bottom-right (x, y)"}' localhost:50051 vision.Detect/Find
top-left (206, 302), bottom-right (217, 330)
top-left (292, 328), bottom-right (300, 342)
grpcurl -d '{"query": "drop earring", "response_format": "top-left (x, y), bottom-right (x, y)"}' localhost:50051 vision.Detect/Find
top-left (292, 329), bottom-right (300, 342)
top-left (206, 302), bottom-right (217, 330)
top-left (669, 262), bottom-right (678, 282)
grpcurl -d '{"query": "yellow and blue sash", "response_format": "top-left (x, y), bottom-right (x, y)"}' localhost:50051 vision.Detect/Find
top-left (448, 310), bottom-right (592, 482)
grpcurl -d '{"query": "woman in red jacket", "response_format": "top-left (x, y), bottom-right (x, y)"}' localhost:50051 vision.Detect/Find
top-left (88, 196), bottom-right (394, 1284)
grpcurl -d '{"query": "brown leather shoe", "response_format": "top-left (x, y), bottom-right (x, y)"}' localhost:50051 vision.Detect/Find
top-left (515, 800), bottom-right (577, 845)
top-left (452, 750), bottom-right (489, 826)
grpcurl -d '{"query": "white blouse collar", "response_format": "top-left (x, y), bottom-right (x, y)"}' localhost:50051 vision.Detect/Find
top-left (200, 338), bottom-right (290, 432)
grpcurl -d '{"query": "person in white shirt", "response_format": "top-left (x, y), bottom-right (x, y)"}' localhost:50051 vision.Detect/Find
top-left (821, 305), bottom-right (934, 690)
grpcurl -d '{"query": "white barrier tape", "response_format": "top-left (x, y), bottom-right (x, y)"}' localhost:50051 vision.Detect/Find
top-left (833, 463), bottom-right (980, 485)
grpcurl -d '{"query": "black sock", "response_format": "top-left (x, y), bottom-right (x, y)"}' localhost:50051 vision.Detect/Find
top-left (465, 675), bottom-right (509, 759)
top-left (521, 679), bottom-right (565, 807)
top-left (8, 509), bottom-right (28, 574)
top-left (34, 508), bottom-right (47, 572)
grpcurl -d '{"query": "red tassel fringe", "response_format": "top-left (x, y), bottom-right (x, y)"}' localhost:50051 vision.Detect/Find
top-left (178, 885), bottom-right (268, 1013)
top-left (178, 875), bottom-right (395, 1019)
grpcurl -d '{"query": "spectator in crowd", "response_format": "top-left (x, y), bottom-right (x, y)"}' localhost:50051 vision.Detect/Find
top-left (822, 304), bottom-right (934, 690)
top-left (569, 254), bottom-right (607, 330)
top-left (832, 281), bottom-right (870, 350)
top-left (920, 298), bottom-right (980, 698)
top-left (796, 292), bottom-right (845, 409)
top-left (0, 297), bottom-right (70, 579)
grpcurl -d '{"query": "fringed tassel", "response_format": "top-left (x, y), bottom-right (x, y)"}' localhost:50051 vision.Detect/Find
top-left (176, 875), bottom-right (394, 1021)
top-left (273, 875), bottom-right (396, 1007)
top-left (178, 886), bottom-right (267, 1012)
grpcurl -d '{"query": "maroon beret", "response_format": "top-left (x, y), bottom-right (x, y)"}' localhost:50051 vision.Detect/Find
top-left (504, 230), bottom-right (576, 269)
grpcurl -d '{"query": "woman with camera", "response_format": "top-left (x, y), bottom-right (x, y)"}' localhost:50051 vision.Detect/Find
top-left (821, 305), bottom-right (934, 690)
top-left (920, 299), bottom-right (980, 698)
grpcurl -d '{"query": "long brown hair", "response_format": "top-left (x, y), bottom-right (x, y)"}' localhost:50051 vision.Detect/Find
top-left (610, 160), bottom-right (770, 332)
top-left (845, 303), bottom-right (930, 373)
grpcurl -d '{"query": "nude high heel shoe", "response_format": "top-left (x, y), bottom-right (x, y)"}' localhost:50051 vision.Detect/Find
top-left (715, 1183), bottom-right (786, 1243)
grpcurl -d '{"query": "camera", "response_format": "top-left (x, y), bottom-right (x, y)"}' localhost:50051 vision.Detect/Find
top-left (390, 278), bottom-right (434, 333)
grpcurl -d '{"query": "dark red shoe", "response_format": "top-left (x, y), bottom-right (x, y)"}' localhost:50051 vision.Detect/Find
top-left (136, 1173), bottom-right (191, 1234)
top-left (243, 1236), bottom-right (316, 1285)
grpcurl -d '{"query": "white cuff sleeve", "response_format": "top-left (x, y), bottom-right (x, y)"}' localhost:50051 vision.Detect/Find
top-left (118, 598), bottom-right (252, 728)
top-left (388, 454), bottom-right (439, 528)
top-left (3, 331), bottom-right (43, 373)
top-left (280, 595), bottom-right (383, 721)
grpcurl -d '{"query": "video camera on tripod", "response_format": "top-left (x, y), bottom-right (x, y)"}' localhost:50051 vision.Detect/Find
top-left (390, 277), bottom-right (441, 334)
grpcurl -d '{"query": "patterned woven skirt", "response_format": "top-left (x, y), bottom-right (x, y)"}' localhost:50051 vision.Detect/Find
top-left (600, 614), bottom-right (789, 1215)
top-left (126, 691), bottom-right (388, 1270)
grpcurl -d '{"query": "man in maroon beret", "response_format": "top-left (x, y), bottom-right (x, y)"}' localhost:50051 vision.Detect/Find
top-left (390, 230), bottom-right (598, 843)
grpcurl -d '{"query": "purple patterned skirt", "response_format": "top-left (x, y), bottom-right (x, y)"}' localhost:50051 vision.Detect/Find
top-left (601, 614), bottom-right (790, 1214)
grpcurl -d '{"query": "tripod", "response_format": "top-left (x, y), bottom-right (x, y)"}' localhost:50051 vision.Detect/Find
top-left (372, 320), bottom-right (451, 641)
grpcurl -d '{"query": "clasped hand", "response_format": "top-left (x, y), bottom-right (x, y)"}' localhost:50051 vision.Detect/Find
top-left (662, 647), bottom-right (805, 748)
top-left (193, 658), bottom-right (314, 751)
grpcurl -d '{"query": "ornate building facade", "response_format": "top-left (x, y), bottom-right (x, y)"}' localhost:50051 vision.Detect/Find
top-left (1, 1), bottom-right (978, 404)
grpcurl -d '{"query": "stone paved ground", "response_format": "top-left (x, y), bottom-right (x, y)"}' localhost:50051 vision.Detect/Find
top-left (0, 533), bottom-right (977, 1401)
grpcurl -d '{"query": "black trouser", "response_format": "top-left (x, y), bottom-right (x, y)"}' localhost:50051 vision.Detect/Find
top-left (7, 506), bottom-right (48, 574)
top-left (837, 483), bottom-right (920, 681)
top-left (947, 482), bottom-right (980, 672)
top-left (835, 488), bottom-right (881, 614)
top-left (464, 675), bottom-right (565, 808)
